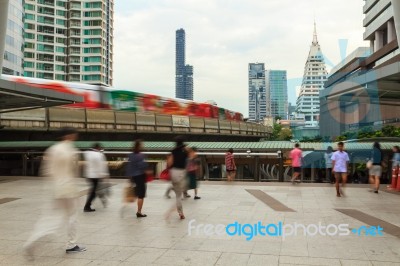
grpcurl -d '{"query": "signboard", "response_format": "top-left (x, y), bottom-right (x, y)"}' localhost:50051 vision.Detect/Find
top-left (172, 115), bottom-right (190, 127)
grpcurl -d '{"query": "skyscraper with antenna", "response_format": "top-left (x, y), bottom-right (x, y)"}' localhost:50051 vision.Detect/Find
top-left (295, 22), bottom-right (328, 128)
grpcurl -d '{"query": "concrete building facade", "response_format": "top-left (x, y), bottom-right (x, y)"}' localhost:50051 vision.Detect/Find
top-left (321, 0), bottom-right (400, 139)
top-left (175, 28), bottom-right (193, 100)
top-left (22, 0), bottom-right (114, 86)
top-left (248, 63), bottom-right (267, 122)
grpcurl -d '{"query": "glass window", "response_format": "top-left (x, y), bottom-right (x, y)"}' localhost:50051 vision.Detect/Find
top-left (56, 10), bottom-right (66, 16)
top-left (24, 71), bottom-right (34, 77)
top-left (24, 32), bottom-right (35, 39)
top-left (25, 42), bottom-right (35, 49)
top-left (56, 19), bottom-right (66, 26)
top-left (25, 13), bottom-right (35, 20)
top-left (83, 56), bottom-right (101, 63)
top-left (25, 3), bottom-right (35, 11)
top-left (55, 46), bottom-right (65, 53)
top-left (24, 61), bottom-right (35, 68)
top-left (55, 74), bottom-right (65, 80)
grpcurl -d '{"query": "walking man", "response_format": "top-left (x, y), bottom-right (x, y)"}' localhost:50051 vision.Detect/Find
top-left (290, 143), bottom-right (302, 183)
top-left (83, 143), bottom-right (109, 212)
top-left (331, 142), bottom-right (350, 197)
top-left (24, 127), bottom-right (86, 257)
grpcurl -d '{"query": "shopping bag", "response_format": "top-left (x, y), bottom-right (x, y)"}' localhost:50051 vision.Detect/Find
top-left (146, 174), bottom-right (155, 183)
top-left (124, 185), bottom-right (136, 203)
top-left (97, 181), bottom-right (111, 198)
top-left (159, 169), bottom-right (170, 181)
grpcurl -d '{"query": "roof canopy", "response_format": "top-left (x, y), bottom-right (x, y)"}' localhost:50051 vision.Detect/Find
top-left (0, 78), bottom-right (83, 113)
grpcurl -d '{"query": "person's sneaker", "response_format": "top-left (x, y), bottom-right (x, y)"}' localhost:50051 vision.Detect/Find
top-left (184, 194), bottom-right (191, 198)
top-left (374, 190), bottom-right (379, 194)
top-left (194, 196), bottom-right (201, 200)
top-left (164, 194), bottom-right (171, 199)
top-left (66, 245), bottom-right (86, 253)
top-left (83, 208), bottom-right (95, 212)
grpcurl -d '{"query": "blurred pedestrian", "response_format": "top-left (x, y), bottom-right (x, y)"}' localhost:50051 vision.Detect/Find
top-left (225, 148), bottom-right (236, 181)
top-left (24, 127), bottom-right (86, 258)
top-left (126, 139), bottom-right (149, 218)
top-left (325, 146), bottom-right (334, 183)
top-left (332, 142), bottom-right (350, 197)
top-left (165, 136), bottom-right (188, 220)
top-left (83, 143), bottom-right (109, 212)
top-left (392, 146), bottom-right (400, 170)
top-left (186, 147), bottom-right (202, 200)
top-left (369, 142), bottom-right (383, 193)
top-left (290, 143), bottom-right (302, 184)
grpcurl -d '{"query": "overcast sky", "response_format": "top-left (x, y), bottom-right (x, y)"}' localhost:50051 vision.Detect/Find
top-left (113, 0), bottom-right (368, 117)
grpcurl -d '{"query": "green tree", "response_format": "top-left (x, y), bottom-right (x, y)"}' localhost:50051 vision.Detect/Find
top-left (278, 128), bottom-right (293, 141)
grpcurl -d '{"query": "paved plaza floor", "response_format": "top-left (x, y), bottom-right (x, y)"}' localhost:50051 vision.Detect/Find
top-left (1, 177), bottom-right (400, 265)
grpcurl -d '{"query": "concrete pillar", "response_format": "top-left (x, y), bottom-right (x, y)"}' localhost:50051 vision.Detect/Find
top-left (388, 20), bottom-right (396, 43)
top-left (278, 151), bottom-right (284, 182)
top-left (0, 0), bottom-right (10, 72)
top-left (375, 31), bottom-right (384, 52)
top-left (391, 1), bottom-right (400, 45)
top-left (370, 40), bottom-right (375, 52)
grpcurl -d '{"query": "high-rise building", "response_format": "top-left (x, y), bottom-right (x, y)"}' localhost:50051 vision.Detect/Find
top-left (320, 0), bottom-right (400, 139)
top-left (2, 0), bottom-right (24, 76)
top-left (175, 28), bottom-right (193, 100)
top-left (248, 63), bottom-right (267, 122)
top-left (295, 22), bottom-right (328, 127)
top-left (266, 70), bottom-right (288, 119)
top-left (23, 0), bottom-right (113, 86)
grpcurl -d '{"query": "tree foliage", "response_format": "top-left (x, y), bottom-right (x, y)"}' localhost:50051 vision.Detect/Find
top-left (334, 125), bottom-right (400, 141)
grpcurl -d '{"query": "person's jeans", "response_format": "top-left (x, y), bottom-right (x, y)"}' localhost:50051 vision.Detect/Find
top-left (85, 178), bottom-right (99, 209)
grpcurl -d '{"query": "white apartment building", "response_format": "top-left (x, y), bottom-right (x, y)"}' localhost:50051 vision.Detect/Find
top-left (23, 0), bottom-right (113, 86)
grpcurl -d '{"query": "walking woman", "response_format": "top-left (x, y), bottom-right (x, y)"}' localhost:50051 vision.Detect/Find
top-left (225, 148), bottom-right (236, 181)
top-left (166, 136), bottom-right (188, 220)
top-left (393, 146), bottom-right (400, 169)
top-left (186, 147), bottom-right (201, 200)
top-left (369, 142), bottom-right (383, 194)
top-left (127, 139), bottom-right (148, 217)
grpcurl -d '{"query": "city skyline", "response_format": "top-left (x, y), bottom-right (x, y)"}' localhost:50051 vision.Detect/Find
top-left (113, 0), bottom-right (367, 117)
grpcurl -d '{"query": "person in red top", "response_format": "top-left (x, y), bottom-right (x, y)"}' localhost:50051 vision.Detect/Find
top-left (290, 143), bottom-right (303, 184)
top-left (225, 148), bottom-right (236, 181)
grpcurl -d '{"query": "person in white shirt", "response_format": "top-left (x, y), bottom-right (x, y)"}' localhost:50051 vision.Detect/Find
top-left (331, 142), bottom-right (350, 197)
top-left (24, 127), bottom-right (86, 257)
top-left (83, 143), bottom-right (109, 212)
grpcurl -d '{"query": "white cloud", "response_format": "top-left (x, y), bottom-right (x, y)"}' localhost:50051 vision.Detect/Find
top-left (113, 0), bottom-right (368, 117)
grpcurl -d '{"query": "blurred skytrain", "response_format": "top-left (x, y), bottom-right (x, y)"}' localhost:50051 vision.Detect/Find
top-left (1, 75), bottom-right (244, 121)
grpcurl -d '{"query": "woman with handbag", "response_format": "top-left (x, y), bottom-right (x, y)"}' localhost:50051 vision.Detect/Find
top-left (165, 136), bottom-right (188, 220)
top-left (126, 139), bottom-right (149, 218)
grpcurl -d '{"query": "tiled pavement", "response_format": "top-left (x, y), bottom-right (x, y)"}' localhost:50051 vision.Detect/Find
top-left (1, 177), bottom-right (400, 265)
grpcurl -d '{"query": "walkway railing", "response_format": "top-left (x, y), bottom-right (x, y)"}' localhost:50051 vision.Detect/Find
top-left (0, 107), bottom-right (271, 137)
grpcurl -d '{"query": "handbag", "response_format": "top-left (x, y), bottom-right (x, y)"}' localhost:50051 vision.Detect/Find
top-left (146, 174), bottom-right (154, 183)
top-left (159, 168), bottom-right (171, 181)
top-left (124, 185), bottom-right (136, 203)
